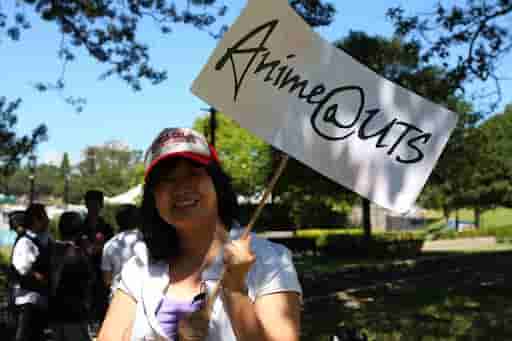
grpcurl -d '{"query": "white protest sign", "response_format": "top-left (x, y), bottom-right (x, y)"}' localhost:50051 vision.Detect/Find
top-left (191, 0), bottom-right (458, 213)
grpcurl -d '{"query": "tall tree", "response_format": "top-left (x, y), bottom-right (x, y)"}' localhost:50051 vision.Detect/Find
top-left (60, 152), bottom-right (71, 177)
top-left (34, 163), bottom-right (63, 198)
top-left (77, 142), bottom-right (143, 198)
top-left (0, 96), bottom-right (47, 193)
top-left (194, 112), bottom-right (352, 228)
top-left (387, 1), bottom-right (512, 110)
top-left (273, 155), bottom-right (356, 228)
top-left (468, 104), bottom-right (512, 223)
top-left (419, 98), bottom-right (477, 225)
top-left (481, 104), bottom-right (512, 170)
top-left (194, 112), bottom-right (272, 196)
top-left (1, 0), bottom-right (335, 101)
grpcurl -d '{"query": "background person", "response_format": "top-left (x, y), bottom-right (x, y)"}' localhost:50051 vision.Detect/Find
top-left (101, 204), bottom-right (144, 296)
top-left (80, 189), bottom-right (114, 329)
top-left (10, 203), bottom-right (52, 341)
top-left (50, 211), bottom-right (94, 341)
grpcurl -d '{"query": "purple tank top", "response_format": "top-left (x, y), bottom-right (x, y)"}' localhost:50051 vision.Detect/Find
top-left (155, 293), bottom-right (205, 340)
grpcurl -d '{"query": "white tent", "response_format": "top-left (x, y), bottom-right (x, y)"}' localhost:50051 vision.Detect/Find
top-left (46, 204), bottom-right (87, 219)
top-left (105, 184), bottom-right (143, 205)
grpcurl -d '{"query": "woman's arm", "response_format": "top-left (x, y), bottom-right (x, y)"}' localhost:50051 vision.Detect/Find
top-left (97, 289), bottom-right (136, 341)
top-left (222, 290), bottom-right (301, 341)
top-left (221, 236), bottom-right (301, 341)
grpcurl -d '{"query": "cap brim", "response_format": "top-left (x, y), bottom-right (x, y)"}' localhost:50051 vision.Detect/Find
top-left (144, 151), bottom-right (211, 180)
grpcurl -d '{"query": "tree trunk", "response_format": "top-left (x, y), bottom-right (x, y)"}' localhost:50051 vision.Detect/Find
top-left (209, 107), bottom-right (217, 147)
top-left (362, 197), bottom-right (371, 241)
top-left (442, 205), bottom-right (450, 223)
top-left (455, 210), bottom-right (460, 231)
top-left (474, 206), bottom-right (481, 229)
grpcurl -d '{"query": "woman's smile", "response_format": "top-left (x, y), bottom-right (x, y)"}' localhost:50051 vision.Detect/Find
top-left (174, 197), bottom-right (200, 208)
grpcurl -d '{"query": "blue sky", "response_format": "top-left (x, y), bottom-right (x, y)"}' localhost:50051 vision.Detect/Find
top-left (2, 0), bottom-right (511, 166)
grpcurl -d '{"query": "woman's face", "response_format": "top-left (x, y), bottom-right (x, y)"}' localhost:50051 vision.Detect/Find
top-left (153, 159), bottom-right (218, 227)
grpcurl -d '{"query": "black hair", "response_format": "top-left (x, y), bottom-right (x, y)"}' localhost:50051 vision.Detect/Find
top-left (58, 211), bottom-right (83, 240)
top-left (84, 190), bottom-right (104, 204)
top-left (116, 204), bottom-right (140, 232)
top-left (141, 158), bottom-right (239, 262)
top-left (8, 211), bottom-right (25, 231)
top-left (24, 203), bottom-right (47, 228)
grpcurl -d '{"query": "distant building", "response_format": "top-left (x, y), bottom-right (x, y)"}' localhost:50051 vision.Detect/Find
top-left (103, 140), bottom-right (131, 151)
top-left (350, 202), bottom-right (426, 232)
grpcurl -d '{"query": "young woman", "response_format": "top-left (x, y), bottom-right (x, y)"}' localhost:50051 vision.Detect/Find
top-left (98, 128), bottom-right (302, 341)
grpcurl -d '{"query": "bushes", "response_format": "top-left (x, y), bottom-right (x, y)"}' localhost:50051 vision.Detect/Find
top-left (320, 232), bottom-right (425, 259)
top-left (268, 229), bottom-right (425, 259)
top-left (267, 236), bottom-right (318, 255)
top-left (239, 203), bottom-right (349, 231)
top-left (290, 200), bottom-right (349, 228)
top-left (0, 246), bottom-right (11, 268)
top-left (239, 204), bottom-right (293, 230)
top-left (494, 226), bottom-right (512, 243)
top-left (432, 225), bottom-right (512, 243)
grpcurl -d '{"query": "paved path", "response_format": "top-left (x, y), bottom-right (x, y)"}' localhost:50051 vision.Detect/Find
top-left (422, 236), bottom-right (497, 251)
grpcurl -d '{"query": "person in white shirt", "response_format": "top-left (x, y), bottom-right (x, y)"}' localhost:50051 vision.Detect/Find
top-left (98, 127), bottom-right (302, 341)
top-left (10, 203), bottom-right (52, 341)
top-left (101, 204), bottom-right (144, 296)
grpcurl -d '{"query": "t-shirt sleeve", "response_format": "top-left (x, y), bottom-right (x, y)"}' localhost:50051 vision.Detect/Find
top-left (117, 256), bottom-right (144, 302)
top-left (100, 242), bottom-right (113, 271)
top-left (12, 237), bottom-right (39, 275)
top-left (250, 239), bottom-right (303, 301)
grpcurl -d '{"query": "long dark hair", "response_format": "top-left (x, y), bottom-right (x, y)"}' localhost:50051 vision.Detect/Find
top-left (141, 158), bottom-right (239, 262)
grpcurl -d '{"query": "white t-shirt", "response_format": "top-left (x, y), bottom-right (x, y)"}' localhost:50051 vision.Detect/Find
top-left (11, 230), bottom-right (52, 306)
top-left (101, 229), bottom-right (144, 293)
top-left (118, 228), bottom-right (302, 341)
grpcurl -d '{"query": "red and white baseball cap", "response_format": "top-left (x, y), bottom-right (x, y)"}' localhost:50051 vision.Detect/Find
top-left (144, 128), bottom-right (220, 180)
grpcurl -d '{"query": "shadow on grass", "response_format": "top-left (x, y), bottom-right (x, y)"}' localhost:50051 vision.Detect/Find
top-left (299, 250), bottom-right (512, 341)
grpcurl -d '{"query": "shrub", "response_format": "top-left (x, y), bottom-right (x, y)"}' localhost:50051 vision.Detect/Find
top-left (0, 246), bottom-right (11, 268)
top-left (266, 229), bottom-right (425, 258)
top-left (239, 204), bottom-right (294, 230)
top-left (432, 225), bottom-right (512, 242)
top-left (320, 232), bottom-right (425, 259)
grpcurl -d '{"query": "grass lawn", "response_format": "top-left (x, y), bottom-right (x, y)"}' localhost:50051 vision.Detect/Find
top-left (425, 207), bottom-right (512, 229)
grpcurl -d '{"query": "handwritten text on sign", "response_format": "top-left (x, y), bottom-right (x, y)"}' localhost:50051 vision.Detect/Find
top-left (192, 0), bottom-right (458, 212)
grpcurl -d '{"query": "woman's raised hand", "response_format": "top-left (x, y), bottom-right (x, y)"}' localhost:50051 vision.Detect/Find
top-left (222, 235), bottom-right (256, 293)
top-left (177, 307), bottom-right (210, 341)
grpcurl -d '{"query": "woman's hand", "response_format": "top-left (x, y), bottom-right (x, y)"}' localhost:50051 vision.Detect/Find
top-left (222, 235), bottom-right (256, 293)
top-left (156, 293), bottom-right (206, 340)
top-left (177, 308), bottom-right (210, 341)
top-left (33, 271), bottom-right (48, 285)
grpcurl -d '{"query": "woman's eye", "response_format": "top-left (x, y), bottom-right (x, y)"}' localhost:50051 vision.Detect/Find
top-left (159, 177), bottom-right (176, 184)
top-left (191, 168), bottom-right (204, 177)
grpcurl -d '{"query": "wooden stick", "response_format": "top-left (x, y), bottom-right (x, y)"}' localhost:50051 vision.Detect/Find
top-left (240, 154), bottom-right (289, 240)
top-left (204, 153), bottom-right (289, 317)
